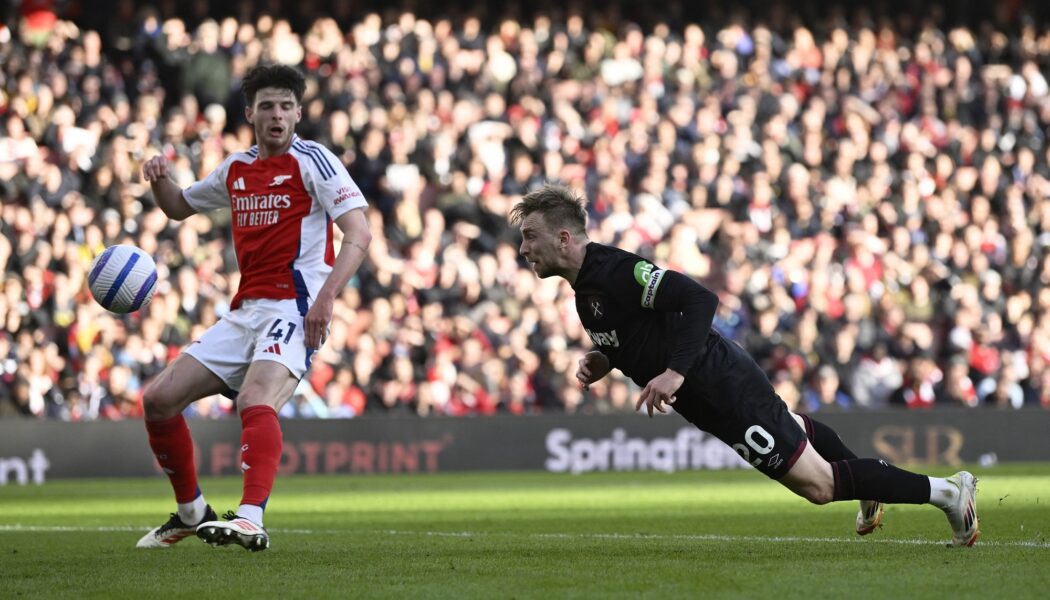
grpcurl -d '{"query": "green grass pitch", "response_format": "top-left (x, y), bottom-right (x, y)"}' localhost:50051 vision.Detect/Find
top-left (2, 464), bottom-right (1048, 599)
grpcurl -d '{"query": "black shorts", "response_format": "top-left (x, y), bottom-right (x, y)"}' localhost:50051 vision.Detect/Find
top-left (673, 345), bottom-right (807, 480)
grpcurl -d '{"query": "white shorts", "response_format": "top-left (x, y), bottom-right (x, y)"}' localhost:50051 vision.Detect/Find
top-left (185, 299), bottom-right (316, 396)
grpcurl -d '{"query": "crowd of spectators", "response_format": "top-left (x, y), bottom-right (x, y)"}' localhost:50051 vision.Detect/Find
top-left (3, 0), bottom-right (1050, 421)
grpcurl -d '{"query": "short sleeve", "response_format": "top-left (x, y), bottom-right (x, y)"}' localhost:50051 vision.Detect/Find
top-left (297, 142), bottom-right (368, 220)
top-left (183, 156), bottom-right (233, 212)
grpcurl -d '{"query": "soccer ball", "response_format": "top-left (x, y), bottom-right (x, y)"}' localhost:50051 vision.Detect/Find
top-left (87, 245), bottom-right (159, 314)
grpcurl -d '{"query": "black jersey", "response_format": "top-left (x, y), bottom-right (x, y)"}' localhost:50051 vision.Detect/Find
top-left (572, 243), bottom-right (723, 388)
top-left (572, 243), bottom-right (807, 480)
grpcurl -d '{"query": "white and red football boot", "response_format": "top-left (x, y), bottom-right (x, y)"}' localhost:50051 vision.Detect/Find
top-left (196, 511), bottom-right (270, 552)
top-left (136, 505), bottom-right (218, 548)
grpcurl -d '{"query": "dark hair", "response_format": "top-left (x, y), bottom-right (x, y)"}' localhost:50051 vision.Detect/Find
top-left (241, 64), bottom-right (306, 106)
top-left (509, 184), bottom-right (587, 234)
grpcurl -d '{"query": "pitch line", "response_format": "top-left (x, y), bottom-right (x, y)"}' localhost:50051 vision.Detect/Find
top-left (1, 524), bottom-right (1047, 549)
top-left (376, 529), bottom-right (1050, 549)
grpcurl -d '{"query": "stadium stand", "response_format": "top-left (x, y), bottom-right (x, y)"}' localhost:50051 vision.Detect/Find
top-left (2, 0), bottom-right (1050, 419)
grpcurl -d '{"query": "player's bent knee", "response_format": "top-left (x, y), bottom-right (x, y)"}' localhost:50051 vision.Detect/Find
top-left (793, 478), bottom-right (835, 505)
top-left (235, 385), bottom-right (280, 414)
top-left (235, 362), bottom-right (298, 413)
top-left (783, 477), bottom-right (835, 505)
top-left (781, 443), bottom-right (836, 505)
top-left (142, 366), bottom-right (204, 419)
top-left (803, 486), bottom-right (834, 505)
top-left (142, 378), bottom-right (183, 419)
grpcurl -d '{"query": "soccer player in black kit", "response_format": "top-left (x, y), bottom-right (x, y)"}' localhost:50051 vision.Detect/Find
top-left (511, 184), bottom-right (979, 546)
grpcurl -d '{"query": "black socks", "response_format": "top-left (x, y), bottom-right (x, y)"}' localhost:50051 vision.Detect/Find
top-left (800, 415), bottom-right (931, 504)
top-left (799, 414), bottom-right (858, 462)
top-left (830, 458), bottom-right (932, 504)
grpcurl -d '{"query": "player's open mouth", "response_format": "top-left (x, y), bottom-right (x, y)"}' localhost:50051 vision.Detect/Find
top-left (268, 126), bottom-right (284, 136)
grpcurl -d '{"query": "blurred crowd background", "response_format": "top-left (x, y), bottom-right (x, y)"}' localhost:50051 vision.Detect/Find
top-left (3, 0), bottom-right (1050, 420)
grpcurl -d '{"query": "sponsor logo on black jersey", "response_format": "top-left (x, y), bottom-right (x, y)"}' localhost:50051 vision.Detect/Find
top-left (634, 261), bottom-right (655, 285)
top-left (634, 261), bottom-right (665, 308)
top-left (585, 328), bottom-right (620, 348)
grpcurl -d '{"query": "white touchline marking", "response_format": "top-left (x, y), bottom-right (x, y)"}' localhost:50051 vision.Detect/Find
top-left (1, 525), bottom-right (1047, 549)
top-left (0, 525), bottom-right (145, 532)
top-left (380, 530), bottom-right (1050, 548)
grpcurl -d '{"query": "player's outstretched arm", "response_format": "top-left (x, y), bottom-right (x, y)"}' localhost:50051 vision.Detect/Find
top-left (142, 155), bottom-right (197, 221)
top-left (304, 207), bottom-right (372, 349)
top-left (577, 351), bottom-right (611, 390)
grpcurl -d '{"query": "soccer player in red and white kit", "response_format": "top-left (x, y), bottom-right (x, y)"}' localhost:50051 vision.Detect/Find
top-left (136, 65), bottom-right (372, 551)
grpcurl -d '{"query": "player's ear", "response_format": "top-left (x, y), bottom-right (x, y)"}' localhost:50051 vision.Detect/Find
top-left (559, 229), bottom-right (571, 248)
top-left (245, 104), bottom-right (254, 124)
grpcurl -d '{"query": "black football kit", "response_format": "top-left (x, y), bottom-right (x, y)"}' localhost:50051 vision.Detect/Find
top-left (572, 243), bottom-right (807, 478)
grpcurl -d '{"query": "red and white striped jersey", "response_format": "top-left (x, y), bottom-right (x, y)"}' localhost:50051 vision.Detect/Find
top-left (183, 135), bottom-right (367, 311)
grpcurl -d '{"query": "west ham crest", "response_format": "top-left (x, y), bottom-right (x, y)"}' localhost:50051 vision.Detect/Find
top-left (589, 297), bottom-right (604, 319)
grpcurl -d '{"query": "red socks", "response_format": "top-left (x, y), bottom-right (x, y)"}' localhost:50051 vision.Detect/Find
top-left (239, 405), bottom-right (283, 508)
top-left (145, 414), bottom-right (199, 503)
top-left (146, 407), bottom-right (282, 510)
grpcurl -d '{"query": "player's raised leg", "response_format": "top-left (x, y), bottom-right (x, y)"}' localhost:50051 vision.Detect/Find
top-left (137, 354), bottom-right (226, 548)
top-left (778, 433), bottom-right (979, 547)
top-left (196, 359), bottom-right (297, 552)
top-left (793, 413), bottom-right (882, 535)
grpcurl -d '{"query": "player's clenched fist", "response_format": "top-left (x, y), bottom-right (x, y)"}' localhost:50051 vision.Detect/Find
top-left (577, 351), bottom-right (611, 390)
top-left (142, 155), bottom-right (171, 182)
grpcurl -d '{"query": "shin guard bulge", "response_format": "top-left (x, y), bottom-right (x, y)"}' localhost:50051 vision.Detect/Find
top-left (239, 405), bottom-right (283, 507)
top-left (146, 414), bottom-right (199, 503)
